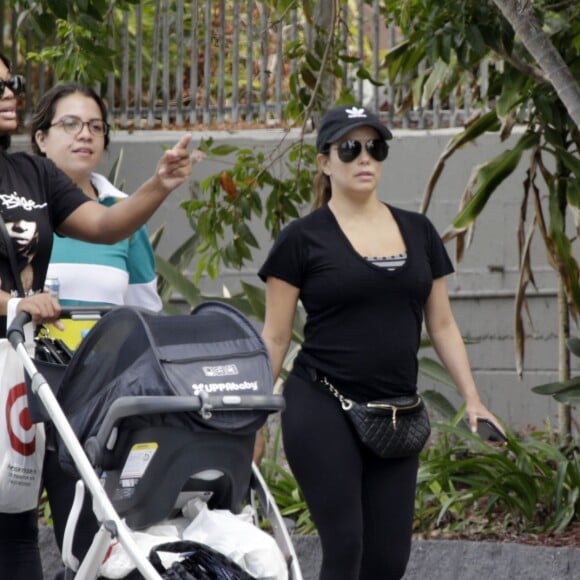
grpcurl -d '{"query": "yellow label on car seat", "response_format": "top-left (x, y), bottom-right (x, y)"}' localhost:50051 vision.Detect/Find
top-left (120, 443), bottom-right (159, 488)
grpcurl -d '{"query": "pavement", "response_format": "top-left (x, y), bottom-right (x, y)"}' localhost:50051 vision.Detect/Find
top-left (292, 536), bottom-right (580, 580)
top-left (40, 526), bottom-right (580, 579)
top-left (294, 535), bottom-right (580, 580)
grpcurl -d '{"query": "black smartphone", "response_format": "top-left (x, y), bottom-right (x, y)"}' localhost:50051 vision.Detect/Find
top-left (477, 418), bottom-right (507, 443)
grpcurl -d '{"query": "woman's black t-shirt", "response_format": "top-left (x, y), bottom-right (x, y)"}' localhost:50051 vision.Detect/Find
top-left (258, 204), bottom-right (454, 400)
top-left (0, 152), bottom-right (89, 335)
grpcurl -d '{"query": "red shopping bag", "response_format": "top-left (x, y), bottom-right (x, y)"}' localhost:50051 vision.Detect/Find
top-left (0, 339), bottom-right (45, 512)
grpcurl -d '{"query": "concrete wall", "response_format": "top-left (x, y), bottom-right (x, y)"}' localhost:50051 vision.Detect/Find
top-left (12, 128), bottom-right (579, 431)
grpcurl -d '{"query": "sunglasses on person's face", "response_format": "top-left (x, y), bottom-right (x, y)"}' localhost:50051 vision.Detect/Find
top-left (332, 139), bottom-right (389, 163)
top-left (0, 75), bottom-right (25, 97)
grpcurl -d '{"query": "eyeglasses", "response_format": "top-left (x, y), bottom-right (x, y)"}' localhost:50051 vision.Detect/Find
top-left (332, 139), bottom-right (389, 163)
top-left (0, 75), bottom-right (25, 97)
top-left (50, 115), bottom-right (109, 137)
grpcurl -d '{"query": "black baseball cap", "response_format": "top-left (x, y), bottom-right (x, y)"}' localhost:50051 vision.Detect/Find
top-left (316, 105), bottom-right (393, 153)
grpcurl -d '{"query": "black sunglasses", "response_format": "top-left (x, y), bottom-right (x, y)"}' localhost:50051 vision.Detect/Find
top-left (0, 75), bottom-right (25, 97)
top-left (333, 139), bottom-right (389, 163)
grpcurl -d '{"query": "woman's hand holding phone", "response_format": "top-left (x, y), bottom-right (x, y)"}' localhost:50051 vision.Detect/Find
top-left (476, 418), bottom-right (508, 443)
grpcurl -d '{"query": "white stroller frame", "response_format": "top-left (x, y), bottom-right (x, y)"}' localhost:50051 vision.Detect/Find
top-left (8, 310), bottom-right (303, 580)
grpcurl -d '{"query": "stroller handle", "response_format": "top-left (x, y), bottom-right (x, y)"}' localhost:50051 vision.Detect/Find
top-left (59, 305), bottom-right (115, 319)
top-left (7, 306), bottom-right (113, 349)
top-left (50, 305), bottom-right (115, 325)
top-left (7, 311), bottom-right (32, 349)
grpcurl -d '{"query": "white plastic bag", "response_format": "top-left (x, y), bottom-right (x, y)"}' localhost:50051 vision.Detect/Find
top-left (183, 499), bottom-right (288, 580)
top-left (99, 525), bottom-right (184, 579)
top-left (0, 339), bottom-right (45, 512)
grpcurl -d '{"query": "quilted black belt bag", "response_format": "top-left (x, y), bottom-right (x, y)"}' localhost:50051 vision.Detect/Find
top-left (319, 375), bottom-right (431, 458)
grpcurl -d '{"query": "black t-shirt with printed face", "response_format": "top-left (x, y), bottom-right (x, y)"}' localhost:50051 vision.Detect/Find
top-left (258, 204), bottom-right (455, 400)
top-left (0, 151), bottom-right (89, 335)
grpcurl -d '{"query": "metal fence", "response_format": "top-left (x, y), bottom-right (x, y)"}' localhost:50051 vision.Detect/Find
top-left (3, 1), bottom-right (484, 131)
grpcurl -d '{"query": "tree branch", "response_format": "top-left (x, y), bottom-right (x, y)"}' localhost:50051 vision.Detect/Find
top-left (491, 0), bottom-right (580, 127)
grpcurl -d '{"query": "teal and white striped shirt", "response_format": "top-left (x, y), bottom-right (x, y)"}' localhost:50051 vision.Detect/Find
top-left (47, 173), bottom-right (162, 311)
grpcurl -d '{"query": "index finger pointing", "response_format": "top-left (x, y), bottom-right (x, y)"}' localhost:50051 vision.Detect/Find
top-left (173, 133), bottom-right (193, 151)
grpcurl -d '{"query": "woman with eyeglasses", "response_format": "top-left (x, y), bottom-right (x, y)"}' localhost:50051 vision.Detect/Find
top-left (259, 105), bottom-right (503, 579)
top-left (0, 52), bottom-right (201, 579)
top-left (31, 82), bottom-right (163, 313)
top-left (28, 82), bottom-right (163, 577)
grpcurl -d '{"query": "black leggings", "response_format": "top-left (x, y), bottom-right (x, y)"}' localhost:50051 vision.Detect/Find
top-left (0, 509), bottom-right (43, 579)
top-left (282, 370), bottom-right (419, 580)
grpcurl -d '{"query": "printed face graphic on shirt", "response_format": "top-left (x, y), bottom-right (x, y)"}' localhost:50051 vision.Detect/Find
top-left (1, 193), bottom-right (43, 261)
top-left (5, 219), bottom-right (39, 292)
top-left (0, 190), bottom-right (47, 294)
top-left (6, 219), bottom-right (37, 247)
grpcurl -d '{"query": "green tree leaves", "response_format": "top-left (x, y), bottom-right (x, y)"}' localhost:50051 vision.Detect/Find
top-left (181, 136), bottom-right (317, 281)
top-left (19, 0), bottom-right (140, 83)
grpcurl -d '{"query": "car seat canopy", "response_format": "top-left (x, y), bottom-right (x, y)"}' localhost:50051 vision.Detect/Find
top-left (57, 302), bottom-right (274, 453)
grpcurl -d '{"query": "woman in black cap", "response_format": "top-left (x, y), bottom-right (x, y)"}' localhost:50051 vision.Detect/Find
top-left (258, 104), bottom-right (503, 579)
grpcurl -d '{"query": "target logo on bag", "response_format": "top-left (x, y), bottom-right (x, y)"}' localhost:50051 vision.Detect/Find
top-left (4, 382), bottom-right (35, 456)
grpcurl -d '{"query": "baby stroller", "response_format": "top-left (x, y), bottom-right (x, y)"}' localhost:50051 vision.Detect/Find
top-left (8, 302), bottom-right (302, 580)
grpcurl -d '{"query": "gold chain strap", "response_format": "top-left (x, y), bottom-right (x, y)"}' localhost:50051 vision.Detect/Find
top-left (319, 376), bottom-right (353, 411)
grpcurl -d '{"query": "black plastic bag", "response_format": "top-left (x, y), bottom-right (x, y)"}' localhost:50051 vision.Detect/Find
top-left (149, 541), bottom-right (256, 580)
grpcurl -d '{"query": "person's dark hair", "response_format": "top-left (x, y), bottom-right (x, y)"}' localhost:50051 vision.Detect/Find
top-left (311, 171), bottom-right (332, 211)
top-left (0, 52), bottom-right (13, 151)
top-left (0, 53), bottom-right (10, 70)
top-left (30, 82), bottom-right (110, 154)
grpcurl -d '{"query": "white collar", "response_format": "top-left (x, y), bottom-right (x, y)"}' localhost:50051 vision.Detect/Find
top-left (90, 172), bottom-right (127, 201)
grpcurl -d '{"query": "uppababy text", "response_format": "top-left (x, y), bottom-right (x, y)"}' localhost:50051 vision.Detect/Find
top-left (191, 380), bottom-right (259, 393)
